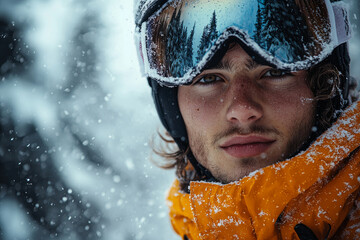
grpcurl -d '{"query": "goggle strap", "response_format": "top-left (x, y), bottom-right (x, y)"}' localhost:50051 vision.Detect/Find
top-left (135, 32), bottom-right (146, 77)
top-left (141, 23), bottom-right (151, 76)
top-left (332, 2), bottom-right (352, 46)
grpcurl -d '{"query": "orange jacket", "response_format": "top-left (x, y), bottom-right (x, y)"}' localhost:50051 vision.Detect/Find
top-left (167, 101), bottom-right (360, 240)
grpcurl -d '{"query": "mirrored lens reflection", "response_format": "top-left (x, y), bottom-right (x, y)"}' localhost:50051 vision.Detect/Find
top-left (146, 0), bottom-right (331, 79)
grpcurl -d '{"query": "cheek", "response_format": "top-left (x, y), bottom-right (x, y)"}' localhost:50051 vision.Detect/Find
top-left (178, 88), bottom-right (223, 131)
top-left (265, 83), bottom-right (315, 127)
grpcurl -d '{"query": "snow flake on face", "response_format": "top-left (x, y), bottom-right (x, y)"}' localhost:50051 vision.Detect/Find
top-left (300, 97), bottom-right (314, 105)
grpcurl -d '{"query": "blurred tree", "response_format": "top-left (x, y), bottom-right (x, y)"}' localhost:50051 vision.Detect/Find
top-left (0, 17), bottom-right (104, 240)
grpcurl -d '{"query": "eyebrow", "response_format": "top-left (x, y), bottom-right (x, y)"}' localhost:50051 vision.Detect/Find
top-left (211, 57), bottom-right (262, 71)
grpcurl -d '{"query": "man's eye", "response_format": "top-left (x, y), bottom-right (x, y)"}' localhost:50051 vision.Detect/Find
top-left (197, 75), bottom-right (223, 84)
top-left (263, 69), bottom-right (292, 78)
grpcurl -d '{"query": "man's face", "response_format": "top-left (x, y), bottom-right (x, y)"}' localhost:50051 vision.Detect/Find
top-left (178, 43), bottom-right (315, 183)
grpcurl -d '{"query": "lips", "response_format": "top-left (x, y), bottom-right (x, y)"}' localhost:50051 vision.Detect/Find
top-left (220, 136), bottom-right (275, 158)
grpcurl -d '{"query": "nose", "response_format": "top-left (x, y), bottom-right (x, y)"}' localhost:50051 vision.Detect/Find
top-left (225, 80), bottom-right (263, 124)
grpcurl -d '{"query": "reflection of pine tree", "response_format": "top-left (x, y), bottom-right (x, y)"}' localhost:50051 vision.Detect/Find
top-left (209, 11), bottom-right (218, 42)
top-left (197, 25), bottom-right (210, 62)
top-left (254, 0), bottom-right (264, 45)
top-left (186, 25), bottom-right (195, 69)
top-left (165, 9), bottom-right (195, 77)
top-left (196, 11), bottom-right (218, 62)
top-left (260, 0), bottom-right (309, 61)
top-left (166, 10), bottom-right (182, 76)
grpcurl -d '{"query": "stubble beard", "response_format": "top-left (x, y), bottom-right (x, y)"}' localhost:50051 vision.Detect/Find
top-left (189, 118), bottom-right (315, 184)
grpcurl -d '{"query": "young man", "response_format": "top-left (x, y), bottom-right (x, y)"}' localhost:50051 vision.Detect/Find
top-left (136, 0), bottom-right (360, 239)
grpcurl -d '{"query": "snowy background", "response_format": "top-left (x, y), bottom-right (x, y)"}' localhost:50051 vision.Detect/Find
top-left (0, 0), bottom-right (358, 239)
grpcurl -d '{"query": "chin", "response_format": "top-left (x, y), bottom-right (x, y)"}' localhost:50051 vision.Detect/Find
top-left (212, 169), bottom-right (253, 184)
top-left (210, 160), bottom-right (272, 184)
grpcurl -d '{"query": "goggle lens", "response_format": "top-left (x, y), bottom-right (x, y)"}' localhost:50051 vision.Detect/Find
top-left (141, 0), bottom-right (350, 85)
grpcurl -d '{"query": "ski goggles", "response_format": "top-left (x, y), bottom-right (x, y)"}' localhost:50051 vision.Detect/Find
top-left (136, 0), bottom-right (351, 86)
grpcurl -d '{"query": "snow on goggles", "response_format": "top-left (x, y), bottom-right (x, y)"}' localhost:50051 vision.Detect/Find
top-left (137, 0), bottom-right (351, 86)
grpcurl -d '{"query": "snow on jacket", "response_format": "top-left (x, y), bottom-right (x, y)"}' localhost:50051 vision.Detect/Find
top-left (167, 100), bottom-right (360, 240)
